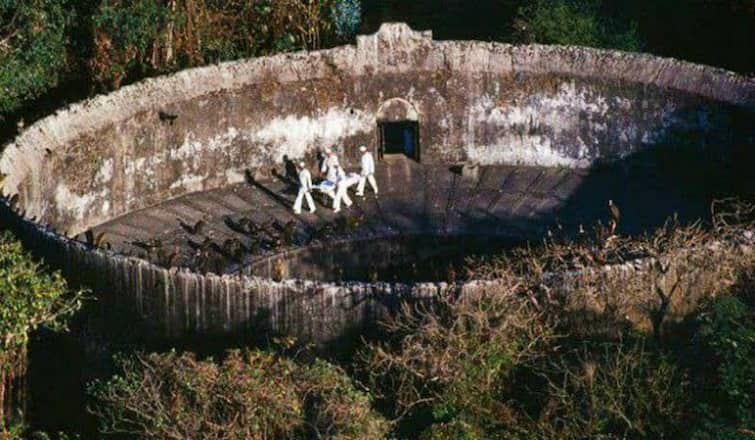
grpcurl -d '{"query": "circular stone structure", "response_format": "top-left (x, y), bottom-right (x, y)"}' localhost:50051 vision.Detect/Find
top-left (1, 23), bottom-right (753, 343)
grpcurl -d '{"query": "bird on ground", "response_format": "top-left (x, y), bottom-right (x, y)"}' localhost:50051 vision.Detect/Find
top-left (133, 238), bottom-right (163, 251)
top-left (594, 220), bottom-right (611, 247)
top-left (608, 199), bottom-right (621, 235)
top-left (280, 221), bottom-right (297, 246)
top-left (9, 194), bottom-right (19, 210)
top-left (158, 111), bottom-right (178, 125)
top-left (223, 215), bottom-right (244, 234)
top-left (85, 230), bottom-right (108, 248)
top-left (446, 262), bottom-right (457, 284)
top-left (368, 266), bottom-right (379, 283)
top-left (347, 212), bottom-right (364, 230)
top-left (271, 259), bottom-right (284, 281)
top-left (157, 246), bottom-right (180, 267)
top-left (179, 218), bottom-right (206, 235)
top-left (220, 238), bottom-right (248, 262)
top-left (576, 223), bottom-right (588, 245)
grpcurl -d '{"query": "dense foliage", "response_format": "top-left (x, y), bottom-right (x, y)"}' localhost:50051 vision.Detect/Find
top-left (0, 0), bottom-right (69, 120)
top-left (90, 0), bottom-right (356, 88)
top-left (0, 0), bottom-right (363, 121)
top-left (0, 231), bottom-right (83, 433)
top-left (88, 349), bottom-right (388, 439)
top-left (357, 202), bottom-right (755, 438)
top-left (513, 0), bottom-right (642, 51)
top-left (78, 203), bottom-right (755, 439)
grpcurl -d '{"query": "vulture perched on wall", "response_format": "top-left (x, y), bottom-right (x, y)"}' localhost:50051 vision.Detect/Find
top-left (608, 199), bottom-right (621, 234)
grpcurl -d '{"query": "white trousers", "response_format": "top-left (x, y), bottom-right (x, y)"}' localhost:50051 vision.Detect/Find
top-left (357, 173), bottom-right (378, 195)
top-left (293, 188), bottom-right (315, 213)
top-left (333, 183), bottom-right (353, 212)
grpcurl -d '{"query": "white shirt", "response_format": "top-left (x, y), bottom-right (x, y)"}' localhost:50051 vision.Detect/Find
top-left (321, 155), bottom-right (340, 182)
top-left (360, 151), bottom-right (375, 175)
top-left (298, 168), bottom-right (313, 190)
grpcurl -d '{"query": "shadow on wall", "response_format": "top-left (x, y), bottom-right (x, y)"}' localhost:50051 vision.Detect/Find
top-left (546, 102), bottom-right (754, 238)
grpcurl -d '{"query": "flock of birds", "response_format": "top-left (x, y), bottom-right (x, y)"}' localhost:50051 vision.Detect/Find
top-left (4, 167), bottom-right (624, 280)
top-left (81, 210), bottom-right (367, 275)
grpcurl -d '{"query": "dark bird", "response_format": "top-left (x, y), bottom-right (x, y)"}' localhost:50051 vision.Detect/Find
top-left (577, 223), bottom-right (588, 245)
top-left (44, 148), bottom-right (53, 157)
top-left (85, 229), bottom-right (95, 245)
top-left (220, 238), bottom-right (247, 262)
top-left (132, 238), bottom-right (163, 251)
top-left (608, 199), bottom-right (621, 235)
top-left (368, 266), bottom-right (379, 283)
top-left (271, 259), bottom-right (284, 282)
top-left (158, 110), bottom-right (178, 125)
top-left (94, 231), bottom-right (108, 247)
top-left (280, 221), bottom-right (297, 246)
top-left (347, 212), bottom-right (364, 230)
top-left (189, 236), bottom-right (214, 252)
top-left (311, 223), bottom-right (335, 241)
top-left (179, 218), bottom-right (206, 235)
top-left (225, 216), bottom-right (260, 236)
top-left (554, 215), bottom-right (564, 233)
top-left (446, 262), bottom-right (457, 284)
top-left (593, 220), bottom-right (611, 248)
top-left (157, 247), bottom-right (180, 267)
top-left (9, 193), bottom-right (19, 209)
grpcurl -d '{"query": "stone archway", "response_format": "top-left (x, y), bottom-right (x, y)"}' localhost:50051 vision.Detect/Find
top-left (376, 98), bottom-right (420, 161)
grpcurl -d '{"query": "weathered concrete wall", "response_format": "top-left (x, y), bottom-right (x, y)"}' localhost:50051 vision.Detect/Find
top-left (1, 23), bottom-right (752, 236)
top-left (3, 200), bottom-right (749, 344)
top-left (0, 23), bottom-right (753, 343)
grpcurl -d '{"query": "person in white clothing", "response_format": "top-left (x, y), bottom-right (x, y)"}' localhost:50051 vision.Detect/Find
top-left (356, 145), bottom-right (378, 197)
top-left (333, 165), bottom-right (353, 213)
top-left (293, 162), bottom-right (316, 214)
top-left (320, 147), bottom-right (340, 183)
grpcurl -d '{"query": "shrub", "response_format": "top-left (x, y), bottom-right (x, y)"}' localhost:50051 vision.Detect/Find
top-left (360, 274), bottom-right (554, 437)
top-left (332, 0), bottom-right (361, 40)
top-left (689, 293), bottom-right (755, 439)
top-left (88, 349), bottom-right (388, 439)
top-left (532, 339), bottom-right (688, 439)
top-left (0, 0), bottom-right (70, 120)
top-left (90, 0), bottom-right (344, 89)
top-left (513, 0), bottom-right (642, 52)
top-left (0, 231), bottom-right (84, 429)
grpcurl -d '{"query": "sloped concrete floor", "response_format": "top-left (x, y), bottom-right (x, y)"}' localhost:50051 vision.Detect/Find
top-left (88, 155), bottom-right (721, 278)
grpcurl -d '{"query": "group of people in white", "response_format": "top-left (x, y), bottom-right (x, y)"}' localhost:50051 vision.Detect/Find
top-left (293, 145), bottom-right (379, 215)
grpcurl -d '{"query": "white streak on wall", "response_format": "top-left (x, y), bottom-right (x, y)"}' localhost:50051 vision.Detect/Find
top-left (55, 184), bottom-right (97, 222)
top-left (254, 108), bottom-right (373, 162)
top-left (466, 82), bottom-right (631, 167)
top-left (466, 135), bottom-right (591, 168)
top-left (169, 173), bottom-right (205, 192)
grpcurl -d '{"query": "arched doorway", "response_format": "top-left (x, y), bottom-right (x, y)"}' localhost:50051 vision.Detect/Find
top-left (376, 98), bottom-right (420, 161)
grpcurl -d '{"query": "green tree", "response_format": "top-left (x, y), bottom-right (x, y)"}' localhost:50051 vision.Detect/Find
top-left (0, 0), bottom-right (71, 121)
top-left (0, 231), bottom-right (84, 433)
top-left (513, 0), bottom-right (642, 52)
top-left (690, 294), bottom-right (755, 439)
top-left (90, 0), bottom-right (344, 89)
